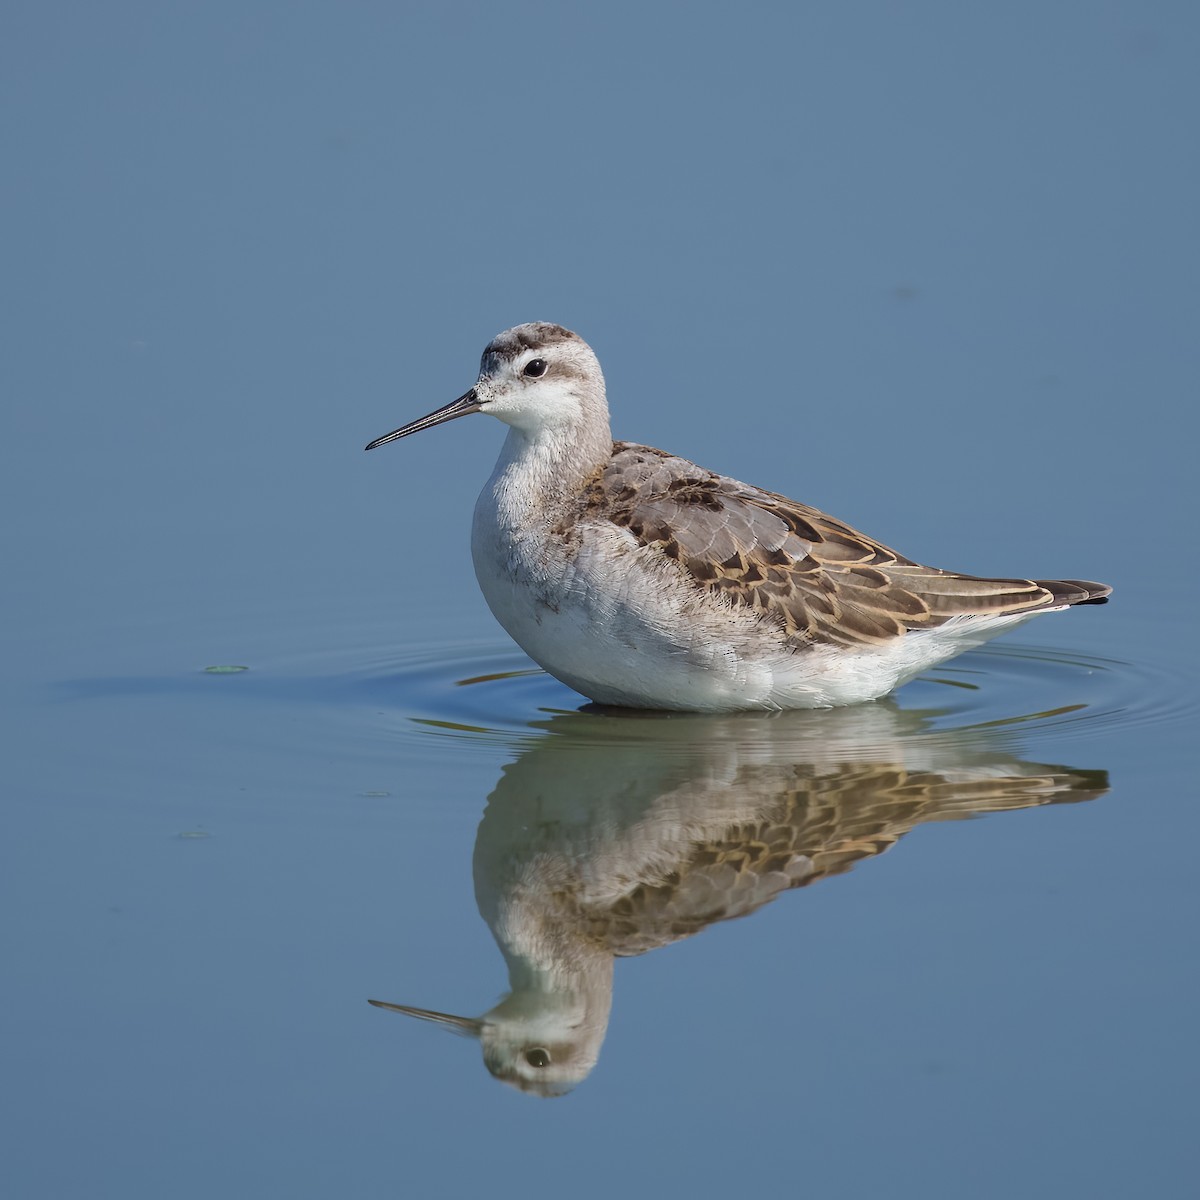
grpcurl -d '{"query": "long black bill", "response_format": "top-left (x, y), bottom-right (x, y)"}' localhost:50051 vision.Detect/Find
top-left (364, 388), bottom-right (481, 451)
top-left (367, 999), bottom-right (484, 1037)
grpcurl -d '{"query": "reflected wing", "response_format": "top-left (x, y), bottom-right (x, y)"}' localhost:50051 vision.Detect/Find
top-left (583, 762), bottom-right (1107, 956)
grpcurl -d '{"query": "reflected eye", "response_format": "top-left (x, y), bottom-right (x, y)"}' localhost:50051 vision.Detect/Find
top-left (523, 359), bottom-right (548, 378)
top-left (524, 1048), bottom-right (551, 1068)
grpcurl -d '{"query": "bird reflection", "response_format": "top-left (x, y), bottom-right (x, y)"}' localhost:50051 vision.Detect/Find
top-left (371, 701), bottom-right (1105, 1096)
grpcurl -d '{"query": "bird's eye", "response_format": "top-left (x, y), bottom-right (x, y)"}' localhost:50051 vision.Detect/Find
top-left (523, 358), bottom-right (548, 378)
top-left (524, 1048), bottom-right (551, 1068)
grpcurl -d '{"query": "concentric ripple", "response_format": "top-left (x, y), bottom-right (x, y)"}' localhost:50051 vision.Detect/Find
top-left (332, 637), bottom-right (1192, 761)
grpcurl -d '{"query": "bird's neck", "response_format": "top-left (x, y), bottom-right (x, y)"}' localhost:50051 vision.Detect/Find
top-left (487, 420), bottom-right (612, 519)
top-left (491, 915), bottom-right (615, 1037)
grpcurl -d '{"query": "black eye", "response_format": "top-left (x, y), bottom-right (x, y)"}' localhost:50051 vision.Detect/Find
top-left (524, 1048), bottom-right (551, 1068)
top-left (523, 358), bottom-right (548, 378)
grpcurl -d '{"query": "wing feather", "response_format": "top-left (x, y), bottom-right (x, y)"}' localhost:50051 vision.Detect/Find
top-left (588, 443), bottom-right (1110, 648)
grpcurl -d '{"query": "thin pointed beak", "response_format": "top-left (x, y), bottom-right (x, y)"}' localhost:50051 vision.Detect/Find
top-left (364, 388), bottom-right (481, 451)
top-left (367, 999), bottom-right (484, 1037)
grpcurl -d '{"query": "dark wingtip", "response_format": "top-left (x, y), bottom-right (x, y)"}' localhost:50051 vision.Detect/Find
top-left (1034, 579), bottom-right (1112, 607)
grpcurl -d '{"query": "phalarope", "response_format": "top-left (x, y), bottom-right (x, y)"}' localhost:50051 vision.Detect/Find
top-left (369, 706), bottom-right (1107, 1095)
top-left (365, 323), bottom-right (1110, 711)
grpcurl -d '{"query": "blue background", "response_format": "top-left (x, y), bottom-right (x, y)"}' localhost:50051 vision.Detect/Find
top-left (2, 3), bottom-right (1197, 1198)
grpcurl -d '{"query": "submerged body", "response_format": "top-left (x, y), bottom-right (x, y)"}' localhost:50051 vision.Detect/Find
top-left (367, 323), bottom-right (1109, 711)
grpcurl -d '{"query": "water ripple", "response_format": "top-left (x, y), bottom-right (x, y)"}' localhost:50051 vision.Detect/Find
top-left (335, 638), bottom-right (1191, 759)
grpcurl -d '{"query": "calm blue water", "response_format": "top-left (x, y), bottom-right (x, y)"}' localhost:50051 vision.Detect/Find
top-left (4, 5), bottom-right (1198, 1198)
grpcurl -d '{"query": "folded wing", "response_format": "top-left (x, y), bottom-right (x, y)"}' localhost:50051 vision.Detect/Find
top-left (594, 443), bottom-right (1110, 649)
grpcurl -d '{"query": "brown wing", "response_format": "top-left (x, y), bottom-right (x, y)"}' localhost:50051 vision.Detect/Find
top-left (592, 443), bottom-right (1111, 648)
top-left (583, 760), bottom-right (1108, 957)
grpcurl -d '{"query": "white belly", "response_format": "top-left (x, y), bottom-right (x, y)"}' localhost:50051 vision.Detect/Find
top-left (471, 497), bottom-right (1043, 712)
top-left (471, 514), bottom-right (757, 709)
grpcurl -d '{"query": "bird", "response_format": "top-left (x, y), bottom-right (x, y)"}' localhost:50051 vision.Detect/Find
top-left (365, 323), bottom-right (1110, 711)
top-left (368, 704), bottom-right (1108, 1095)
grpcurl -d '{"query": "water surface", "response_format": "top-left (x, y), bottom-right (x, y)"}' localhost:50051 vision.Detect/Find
top-left (4, 5), bottom-right (1198, 1198)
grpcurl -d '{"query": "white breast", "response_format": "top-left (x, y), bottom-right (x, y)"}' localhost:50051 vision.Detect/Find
top-left (468, 434), bottom-right (1050, 712)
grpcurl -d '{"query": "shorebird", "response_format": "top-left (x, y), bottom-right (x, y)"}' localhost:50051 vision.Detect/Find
top-left (369, 705), bottom-right (1108, 1095)
top-left (365, 323), bottom-right (1110, 711)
